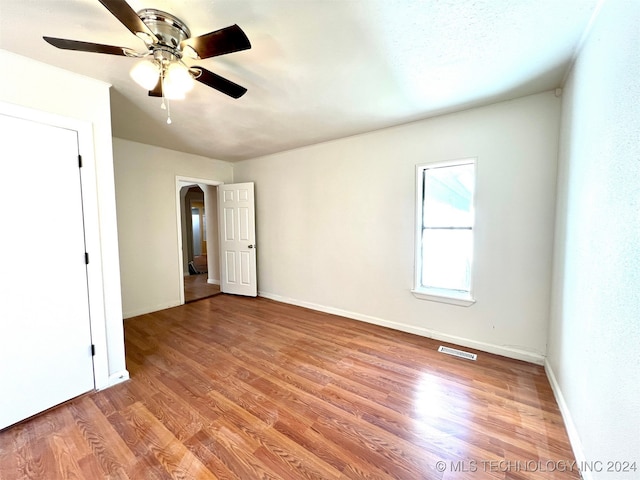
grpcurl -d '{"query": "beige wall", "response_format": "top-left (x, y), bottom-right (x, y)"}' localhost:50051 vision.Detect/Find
top-left (547, 0), bottom-right (640, 477)
top-left (234, 91), bottom-right (560, 363)
top-left (112, 138), bottom-right (233, 318)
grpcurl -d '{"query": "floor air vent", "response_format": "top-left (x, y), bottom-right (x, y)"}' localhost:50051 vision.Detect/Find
top-left (438, 346), bottom-right (477, 361)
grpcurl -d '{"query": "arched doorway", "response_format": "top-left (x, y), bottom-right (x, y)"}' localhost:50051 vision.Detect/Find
top-left (176, 178), bottom-right (222, 303)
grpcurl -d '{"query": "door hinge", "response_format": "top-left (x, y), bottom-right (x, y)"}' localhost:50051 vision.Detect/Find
top-left (91, 344), bottom-right (96, 356)
top-left (78, 154), bottom-right (83, 168)
top-left (85, 252), bottom-right (89, 264)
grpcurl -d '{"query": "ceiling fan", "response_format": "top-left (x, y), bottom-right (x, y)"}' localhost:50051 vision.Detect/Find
top-left (43, 0), bottom-right (251, 122)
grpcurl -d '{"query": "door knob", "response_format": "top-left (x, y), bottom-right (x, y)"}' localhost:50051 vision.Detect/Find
top-left (248, 244), bottom-right (256, 249)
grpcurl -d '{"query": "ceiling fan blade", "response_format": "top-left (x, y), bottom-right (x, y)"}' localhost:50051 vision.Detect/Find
top-left (192, 67), bottom-right (247, 99)
top-left (43, 36), bottom-right (134, 56)
top-left (148, 78), bottom-right (162, 97)
top-left (181, 24), bottom-right (250, 59)
top-left (97, 0), bottom-right (158, 44)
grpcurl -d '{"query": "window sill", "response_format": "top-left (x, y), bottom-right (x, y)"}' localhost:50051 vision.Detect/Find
top-left (411, 288), bottom-right (476, 307)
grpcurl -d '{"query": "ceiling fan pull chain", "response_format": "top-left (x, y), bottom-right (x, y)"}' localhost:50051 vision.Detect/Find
top-left (158, 64), bottom-right (172, 124)
top-left (160, 65), bottom-right (167, 110)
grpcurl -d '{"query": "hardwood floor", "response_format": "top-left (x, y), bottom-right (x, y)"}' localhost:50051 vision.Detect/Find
top-left (184, 274), bottom-right (221, 303)
top-left (0, 295), bottom-right (579, 479)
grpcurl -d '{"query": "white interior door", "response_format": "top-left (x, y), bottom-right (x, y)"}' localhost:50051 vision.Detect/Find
top-left (0, 113), bottom-right (95, 430)
top-left (218, 182), bottom-right (257, 296)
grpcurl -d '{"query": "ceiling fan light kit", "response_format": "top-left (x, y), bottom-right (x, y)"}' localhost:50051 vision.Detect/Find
top-left (164, 62), bottom-right (195, 98)
top-left (130, 59), bottom-right (159, 90)
top-left (44, 0), bottom-right (251, 124)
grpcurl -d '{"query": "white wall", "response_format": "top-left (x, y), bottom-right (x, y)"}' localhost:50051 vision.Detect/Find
top-left (234, 91), bottom-right (560, 363)
top-left (112, 138), bottom-right (233, 318)
top-left (547, 0), bottom-right (640, 477)
top-left (0, 50), bottom-right (126, 388)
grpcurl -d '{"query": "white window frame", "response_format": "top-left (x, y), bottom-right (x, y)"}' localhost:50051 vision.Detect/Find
top-left (412, 158), bottom-right (477, 307)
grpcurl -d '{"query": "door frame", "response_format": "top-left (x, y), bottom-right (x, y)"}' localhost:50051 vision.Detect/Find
top-left (175, 176), bottom-right (223, 305)
top-left (0, 101), bottom-right (110, 389)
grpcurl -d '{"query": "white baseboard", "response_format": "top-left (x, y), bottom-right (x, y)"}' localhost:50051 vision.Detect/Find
top-left (123, 301), bottom-right (182, 319)
top-left (99, 370), bottom-right (130, 390)
top-left (545, 360), bottom-right (590, 480)
top-left (207, 278), bottom-right (220, 285)
top-left (258, 291), bottom-right (545, 365)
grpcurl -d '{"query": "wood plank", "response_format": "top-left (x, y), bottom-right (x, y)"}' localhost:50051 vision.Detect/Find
top-left (120, 402), bottom-right (218, 480)
top-left (67, 396), bottom-right (136, 476)
top-left (0, 295), bottom-right (580, 479)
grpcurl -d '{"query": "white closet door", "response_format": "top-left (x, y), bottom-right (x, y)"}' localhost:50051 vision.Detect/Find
top-left (0, 113), bottom-right (94, 430)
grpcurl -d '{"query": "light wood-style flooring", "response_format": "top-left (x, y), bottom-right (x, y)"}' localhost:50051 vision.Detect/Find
top-left (0, 295), bottom-right (579, 479)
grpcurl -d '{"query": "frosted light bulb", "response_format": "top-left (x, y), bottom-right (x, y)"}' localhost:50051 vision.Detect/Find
top-left (130, 60), bottom-right (160, 90)
top-left (164, 62), bottom-right (194, 100)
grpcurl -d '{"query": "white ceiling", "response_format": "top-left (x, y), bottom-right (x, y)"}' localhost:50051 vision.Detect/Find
top-left (0, 0), bottom-right (600, 162)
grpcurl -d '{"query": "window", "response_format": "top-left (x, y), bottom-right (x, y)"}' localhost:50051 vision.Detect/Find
top-left (413, 159), bottom-right (476, 306)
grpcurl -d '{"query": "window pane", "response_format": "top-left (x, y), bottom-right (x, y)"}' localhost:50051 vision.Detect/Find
top-left (421, 229), bottom-right (473, 291)
top-left (423, 163), bottom-right (475, 228)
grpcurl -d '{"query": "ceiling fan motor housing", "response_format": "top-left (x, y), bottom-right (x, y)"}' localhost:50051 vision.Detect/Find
top-left (138, 9), bottom-right (190, 54)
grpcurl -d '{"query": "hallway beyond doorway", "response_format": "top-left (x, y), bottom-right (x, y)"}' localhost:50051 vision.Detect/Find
top-left (184, 274), bottom-right (220, 303)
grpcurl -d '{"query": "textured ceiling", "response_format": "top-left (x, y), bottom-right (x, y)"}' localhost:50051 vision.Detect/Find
top-left (0, 0), bottom-right (600, 162)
